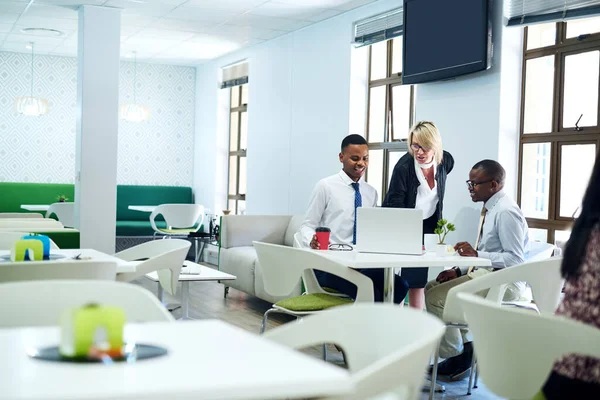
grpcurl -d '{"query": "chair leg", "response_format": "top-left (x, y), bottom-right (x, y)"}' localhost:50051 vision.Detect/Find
top-left (223, 286), bottom-right (230, 299)
top-left (474, 362), bottom-right (479, 389)
top-left (429, 343), bottom-right (441, 400)
top-left (467, 352), bottom-right (477, 395)
top-left (260, 308), bottom-right (278, 334)
top-left (323, 344), bottom-right (328, 361)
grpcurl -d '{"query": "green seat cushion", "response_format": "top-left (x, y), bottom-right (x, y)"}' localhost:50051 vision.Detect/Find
top-left (156, 227), bottom-right (200, 234)
top-left (0, 182), bottom-right (74, 214)
top-left (274, 293), bottom-right (353, 312)
top-left (116, 221), bottom-right (167, 237)
top-left (33, 230), bottom-right (80, 249)
top-left (116, 185), bottom-right (193, 221)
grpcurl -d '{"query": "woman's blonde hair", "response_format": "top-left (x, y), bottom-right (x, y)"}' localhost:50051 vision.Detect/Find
top-left (407, 121), bottom-right (443, 165)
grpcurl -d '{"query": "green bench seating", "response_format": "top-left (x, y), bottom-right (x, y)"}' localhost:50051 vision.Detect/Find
top-left (0, 182), bottom-right (194, 240)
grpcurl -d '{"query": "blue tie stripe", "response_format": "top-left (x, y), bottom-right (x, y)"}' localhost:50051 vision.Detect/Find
top-left (351, 182), bottom-right (362, 245)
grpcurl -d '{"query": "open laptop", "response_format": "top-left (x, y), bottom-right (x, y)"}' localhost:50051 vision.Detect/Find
top-left (355, 208), bottom-right (424, 255)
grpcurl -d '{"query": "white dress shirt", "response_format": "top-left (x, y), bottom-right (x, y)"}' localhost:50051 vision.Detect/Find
top-left (299, 170), bottom-right (378, 247)
top-left (414, 159), bottom-right (439, 220)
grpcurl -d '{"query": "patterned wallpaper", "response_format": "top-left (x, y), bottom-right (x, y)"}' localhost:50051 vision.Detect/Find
top-left (0, 51), bottom-right (195, 186)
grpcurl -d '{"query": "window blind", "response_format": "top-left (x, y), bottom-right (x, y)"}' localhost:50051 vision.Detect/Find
top-left (353, 7), bottom-right (403, 47)
top-left (506, 0), bottom-right (600, 26)
top-left (220, 61), bottom-right (248, 89)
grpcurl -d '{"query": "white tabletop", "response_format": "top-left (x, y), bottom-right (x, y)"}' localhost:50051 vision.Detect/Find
top-left (0, 249), bottom-right (137, 273)
top-left (128, 205), bottom-right (156, 213)
top-left (0, 320), bottom-right (353, 400)
top-left (20, 204), bottom-right (50, 212)
top-left (146, 261), bottom-right (236, 282)
top-left (320, 250), bottom-right (492, 269)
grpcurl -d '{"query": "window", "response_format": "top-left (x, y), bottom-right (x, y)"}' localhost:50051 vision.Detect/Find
top-left (518, 18), bottom-right (600, 244)
top-left (365, 38), bottom-right (415, 203)
top-left (228, 83), bottom-right (248, 215)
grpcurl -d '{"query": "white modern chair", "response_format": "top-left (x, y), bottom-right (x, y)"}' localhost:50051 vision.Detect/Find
top-left (0, 213), bottom-right (43, 218)
top-left (115, 239), bottom-right (191, 299)
top-left (264, 303), bottom-right (446, 400)
top-left (0, 260), bottom-right (117, 282)
top-left (0, 219), bottom-right (63, 230)
top-left (526, 241), bottom-right (556, 263)
top-left (0, 280), bottom-right (173, 327)
top-left (428, 257), bottom-right (564, 399)
top-left (254, 241), bottom-right (374, 334)
top-left (149, 204), bottom-right (205, 261)
top-left (0, 231), bottom-right (59, 250)
top-left (45, 202), bottom-right (75, 228)
top-left (457, 292), bottom-right (600, 400)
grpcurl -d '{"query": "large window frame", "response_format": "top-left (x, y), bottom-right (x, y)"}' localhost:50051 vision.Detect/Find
top-left (228, 84), bottom-right (248, 215)
top-left (365, 37), bottom-right (415, 204)
top-left (518, 21), bottom-right (600, 244)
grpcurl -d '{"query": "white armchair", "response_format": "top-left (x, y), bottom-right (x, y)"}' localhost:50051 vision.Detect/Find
top-left (219, 214), bottom-right (304, 303)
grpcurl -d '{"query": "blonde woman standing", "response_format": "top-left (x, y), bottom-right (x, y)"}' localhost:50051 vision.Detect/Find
top-left (383, 121), bottom-right (454, 310)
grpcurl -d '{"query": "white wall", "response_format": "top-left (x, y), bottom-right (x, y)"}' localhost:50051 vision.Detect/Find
top-left (0, 51), bottom-right (196, 186)
top-left (194, 0), bottom-right (524, 243)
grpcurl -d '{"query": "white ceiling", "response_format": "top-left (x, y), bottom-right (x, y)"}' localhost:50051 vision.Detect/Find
top-left (0, 0), bottom-right (377, 65)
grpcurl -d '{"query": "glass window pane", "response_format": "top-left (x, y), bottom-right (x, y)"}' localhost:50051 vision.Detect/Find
top-left (229, 112), bottom-right (239, 152)
top-left (559, 144), bottom-right (596, 218)
top-left (524, 56), bottom-right (555, 134)
top-left (520, 143), bottom-right (551, 219)
top-left (526, 23), bottom-right (556, 50)
top-left (562, 51), bottom-right (599, 129)
top-left (529, 228), bottom-right (548, 243)
top-left (388, 151), bottom-right (407, 185)
top-left (240, 112), bottom-right (248, 150)
top-left (366, 149), bottom-right (383, 202)
top-left (368, 86), bottom-right (386, 143)
top-left (231, 86), bottom-right (240, 108)
top-left (241, 83), bottom-right (248, 105)
top-left (370, 41), bottom-right (387, 81)
top-left (391, 85), bottom-right (411, 141)
top-left (228, 156), bottom-right (238, 196)
top-left (228, 199), bottom-right (236, 215)
top-left (238, 200), bottom-right (246, 215)
top-left (391, 38), bottom-right (402, 74)
top-left (239, 156), bottom-right (247, 195)
top-left (566, 16), bottom-right (600, 38)
top-left (555, 229), bottom-right (572, 254)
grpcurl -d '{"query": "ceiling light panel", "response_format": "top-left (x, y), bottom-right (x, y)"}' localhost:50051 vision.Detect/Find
top-left (103, 0), bottom-right (179, 18)
top-left (35, 0), bottom-right (105, 6)
top-left (165, 6), bottom-right (240, 23)
top-left (25, 4), bottom-right (79, 19)
top-left (228, 14), bottom-right (312, 32)
top-left (151, 18), bottom-right (215, 33)
top-left (251, 2), bottom-right (329, 20)
top-left (184, 0), bottom-right (267, 12)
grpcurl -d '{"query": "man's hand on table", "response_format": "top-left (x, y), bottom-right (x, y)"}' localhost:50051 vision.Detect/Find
top-left (454, 241), bottom-right (478, 257)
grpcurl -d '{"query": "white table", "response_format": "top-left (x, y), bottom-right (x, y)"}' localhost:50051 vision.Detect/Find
top-left (320, 250), bottom-right (492, 303)
top-left (146, 261), bottom-right (236, 320)
top-left (0, 249), bottom-right (137, 273)
top-left (128, 205), bottom-right (157, 213)
top-left (0, 320), bottom-right (353, 400)
top-left (20, 204), bottom-right (50, 212)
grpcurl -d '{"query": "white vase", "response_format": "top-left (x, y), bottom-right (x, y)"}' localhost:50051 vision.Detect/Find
top-left (436, 244), bottom-right (448, 257)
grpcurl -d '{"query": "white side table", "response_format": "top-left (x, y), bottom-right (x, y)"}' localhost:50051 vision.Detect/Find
top-left (146, 261), bottom-right (236, 320)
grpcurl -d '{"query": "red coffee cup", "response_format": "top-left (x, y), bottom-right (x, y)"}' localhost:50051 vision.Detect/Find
top-left (315, 227), bottom-right (331, 250)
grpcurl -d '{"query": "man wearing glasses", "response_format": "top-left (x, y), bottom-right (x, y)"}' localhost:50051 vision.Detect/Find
top-left (298, 134), bottom-right (409, 304)
top-left (425, 159), bottom-right (529, 381)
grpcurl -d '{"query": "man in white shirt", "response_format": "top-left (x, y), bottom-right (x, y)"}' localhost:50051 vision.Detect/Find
top-left (299, 134), bottom-right (409, 303)
top-left (425, 159), bottom-right (529, 380)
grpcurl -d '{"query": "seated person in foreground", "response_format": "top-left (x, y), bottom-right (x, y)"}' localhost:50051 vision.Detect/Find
top-left (538, 152), bottom-right (600, 400)
top-left (298, 134), bottom-right (408, 303)
top-left (425, 159), bottom-right (529, 380)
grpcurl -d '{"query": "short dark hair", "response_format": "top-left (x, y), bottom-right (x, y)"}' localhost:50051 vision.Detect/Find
top-left (472, 159), bottom-right (506, 185)
top-left (341, 134), bottom-right (368, 152)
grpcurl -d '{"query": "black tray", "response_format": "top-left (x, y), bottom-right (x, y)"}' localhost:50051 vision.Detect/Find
top-left (29, 344), bottom-right (167, 364)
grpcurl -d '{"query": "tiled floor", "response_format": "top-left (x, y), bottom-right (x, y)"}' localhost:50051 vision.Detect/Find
top-left (133, 265), bottom-right (504, 400)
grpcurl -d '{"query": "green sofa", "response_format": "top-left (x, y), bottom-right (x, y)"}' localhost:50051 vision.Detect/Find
top-left (0, 182), bottom-right (194, 241)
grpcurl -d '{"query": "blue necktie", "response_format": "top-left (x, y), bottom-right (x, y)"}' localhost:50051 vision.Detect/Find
top-left (351, 182), bottom-right (362, 245)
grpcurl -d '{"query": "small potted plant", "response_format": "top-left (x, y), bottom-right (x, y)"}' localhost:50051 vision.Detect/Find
top-left (57, 195), bottom-right (69, 203)
top-left (434, 219), bottom-right (456, 257)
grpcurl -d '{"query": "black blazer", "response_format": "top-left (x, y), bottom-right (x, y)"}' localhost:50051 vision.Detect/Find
top-left (383, 150), bottom-right (454, 228)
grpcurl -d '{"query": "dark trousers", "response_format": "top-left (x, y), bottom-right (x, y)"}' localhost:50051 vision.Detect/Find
top-left (315, 269), bottom-right (409, 304)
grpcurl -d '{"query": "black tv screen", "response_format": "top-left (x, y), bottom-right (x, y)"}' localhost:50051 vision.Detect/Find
top-left (402, 0), bottom-right (492, 84)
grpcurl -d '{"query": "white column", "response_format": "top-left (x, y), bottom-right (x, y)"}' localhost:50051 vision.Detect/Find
top-left (75, 5), bottom-right (121, 253)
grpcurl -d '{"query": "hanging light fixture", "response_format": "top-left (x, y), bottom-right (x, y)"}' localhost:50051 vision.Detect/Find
top-left (119, 51), bottom-right (150, 122)
top-left (14, 42), bottom-right (49, 116)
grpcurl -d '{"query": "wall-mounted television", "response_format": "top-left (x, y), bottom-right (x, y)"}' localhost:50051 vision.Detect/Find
top-left (402, 0), bottom-right (492, 85)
